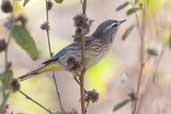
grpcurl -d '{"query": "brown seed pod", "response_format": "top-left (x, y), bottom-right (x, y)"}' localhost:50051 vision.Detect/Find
top-left (11, 79), bottom-right (20, 92)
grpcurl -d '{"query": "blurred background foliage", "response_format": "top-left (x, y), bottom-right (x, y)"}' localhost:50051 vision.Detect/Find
top-left (0, 0), bottom-right (171, 114)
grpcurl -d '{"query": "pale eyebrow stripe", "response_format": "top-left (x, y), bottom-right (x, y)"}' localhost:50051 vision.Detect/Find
top-left (103, 23), bottom-right (115, 32)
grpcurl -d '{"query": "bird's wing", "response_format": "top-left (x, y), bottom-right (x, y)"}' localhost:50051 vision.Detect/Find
top-left (42, 42), bottom-right (81, 65)
top-left (42, 35), bottom-right (96, 65)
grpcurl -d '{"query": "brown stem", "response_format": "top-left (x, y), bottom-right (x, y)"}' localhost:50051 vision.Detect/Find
top-left (80, 0), bottom-right (87, 114)
top-left (44, 0), bottom-right (64, 112)
top-left (132, 0), bottom-right (147, 114)
top-left (19, 90), bottom-right (54, 114)
top-left (80, 67), bottom-right (86, 114)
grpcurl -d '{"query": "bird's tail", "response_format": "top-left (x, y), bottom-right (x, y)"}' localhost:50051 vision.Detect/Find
top-left (17, 61), bottom-right (64, 81)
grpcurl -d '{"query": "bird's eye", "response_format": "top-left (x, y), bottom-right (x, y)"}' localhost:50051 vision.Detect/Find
top-left (113, 23), bottom-right (118, 27)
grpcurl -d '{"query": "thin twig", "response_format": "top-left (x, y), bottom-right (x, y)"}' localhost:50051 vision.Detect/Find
top-left (80, 0), bottom-right (83, 5)
top-left (1, 0), bottom-right (15, 112)
top-left (130, 0), bottom-right (142, 38)
top-left (80, 0), bottom-right (87, 114)
top-left (18, 90), bottom-right (53, 114)
top-left (4, 0), bottom-right (15, 70)
top-left (44, 0), bottom-right (64, 112)
top-left (135, 47), bottom-right (166, 114)
top-left (132, 0), bottom-right (147, 114)
top-left (85, 101), bottom-right (90, 113)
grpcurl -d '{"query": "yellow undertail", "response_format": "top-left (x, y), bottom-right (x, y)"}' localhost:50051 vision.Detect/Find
top-left (18, 61), bottom-right (64, 81)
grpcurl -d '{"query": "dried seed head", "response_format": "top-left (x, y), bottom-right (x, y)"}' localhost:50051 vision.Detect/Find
top-left (47, 0), bottom-right (53, 10)
top-left (11, 79), bottom-right (20, 92)
top-left (1, 0), bottom-right (13, 13)
top-left (15, 15), bottom-right (28, 26)
top-left (73, 14), bottom-right (94, 42)
top-left (85, 89), bottom-right (99, 103)
top-left (0, 39), bottom-right (7, 52)
top-left (40, 22), bottom-right (50, 30)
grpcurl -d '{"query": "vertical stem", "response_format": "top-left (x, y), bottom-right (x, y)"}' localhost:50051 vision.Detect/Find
top-left (80, 0), bottom-right (87, 114)
top-left (132, 0), bottom-right (147, 114)
top-left (1, 0), bottom-right (15, 113)
top-left (4, 0), bottom-right (15, 70)
top-left (45, 0), bottom-right (64, 111)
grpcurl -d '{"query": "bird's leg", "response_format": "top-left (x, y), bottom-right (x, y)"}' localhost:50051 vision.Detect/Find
top-left (74, 75), bottom-right (80, 85)
top-left (67, 57), bottom-right (87, 94)
top-left (73, 73), bottom-right (87, 94)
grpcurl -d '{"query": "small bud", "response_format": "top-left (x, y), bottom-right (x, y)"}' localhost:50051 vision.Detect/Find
top-left (40, 22), bottom-right (50, 30)
top-left (11, 79), bottom-right (20, 92)
top-left (128, 92), bottom-right (137, 101)
top-left (85, 89), bottom-right (99, 103)
top-left (15, 15), bottom-right (27, 26)
top-left (1, 0), bottom-right (13, 13)
top-left (0, 39), bottom-right (7, 52)
top-left (47, 0), bottom-right (53, 10)
top-left (147, 41), bottom-right (162, 56)
top-left (147, 48), bottom-right (159, 56)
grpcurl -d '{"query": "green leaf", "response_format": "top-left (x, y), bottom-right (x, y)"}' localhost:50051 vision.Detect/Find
top-left (122, 25), bottom-right (134, 40)
top-left (126, 7), bottom-right (140, 15)
top-left (0, 92), bottom-right (10, 113)
top-left (23, 0), bottom-right (30, 6)
top-left (12, 25), bottom-right (39, 60)
top-left (54, 0), bottom-right (64, 4)
top-left (113, 99), bottom-right (130, 112)
top-left (0, 69), bottom-right (13, 91)
top-left (116, 1), bottom-right (130, 11)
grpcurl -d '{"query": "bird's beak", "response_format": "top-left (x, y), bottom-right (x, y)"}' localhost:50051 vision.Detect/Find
top-left (119, 19), bottom-right (126, 24)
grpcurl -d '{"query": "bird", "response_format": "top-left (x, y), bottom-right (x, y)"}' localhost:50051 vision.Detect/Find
top-left (17, 19), bottom-right (126, 81)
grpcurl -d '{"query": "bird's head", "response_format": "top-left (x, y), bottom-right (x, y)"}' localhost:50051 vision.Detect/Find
top-left (92, 19), bottom-right (126, 42)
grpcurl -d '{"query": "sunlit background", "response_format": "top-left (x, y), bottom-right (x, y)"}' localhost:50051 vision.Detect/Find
top-left (0, 0), bottom-right (171, 114)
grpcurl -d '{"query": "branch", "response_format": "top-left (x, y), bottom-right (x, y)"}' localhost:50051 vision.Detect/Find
top-left (80, 0), bottom-right (87, 114)
top-left (44, 0), bottom-right (64, 112)
top-left (132, 0), bottom-right (147, 114)
top-left (18, 90), bottom-right (54, 114)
